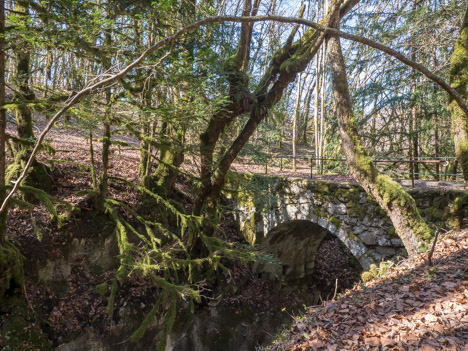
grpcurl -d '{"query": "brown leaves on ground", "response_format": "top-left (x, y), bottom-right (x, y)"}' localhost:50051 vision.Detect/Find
top-left (268, 230), bottom-right (468, 351)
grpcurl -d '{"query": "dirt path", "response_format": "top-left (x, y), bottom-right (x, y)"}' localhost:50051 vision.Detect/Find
top-left (7, 116), bottom-right (467, 192)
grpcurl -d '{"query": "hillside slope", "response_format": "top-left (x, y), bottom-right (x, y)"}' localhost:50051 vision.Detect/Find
top-left (268, 230), bottom-right (468, 350)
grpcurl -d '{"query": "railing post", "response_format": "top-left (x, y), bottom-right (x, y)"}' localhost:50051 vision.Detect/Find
top-left (280, 156), bottom-right (283, 171)
top-left (310, 157), bottom-right (313, 179)
top-left (411, 158), bottom-right (415, 188)
top-left (265, 157), bottom-right (268, 174)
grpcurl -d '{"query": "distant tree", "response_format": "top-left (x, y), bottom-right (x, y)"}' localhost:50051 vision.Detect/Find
top-left (6, 0), bottom-right (51, 190)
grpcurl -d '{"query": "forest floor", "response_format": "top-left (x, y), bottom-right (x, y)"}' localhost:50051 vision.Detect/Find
top-left (4, 118), bottom-right (468, 350)
top-left (3, 119), bottom-right (362, 349)
top-left (268, 229), bottom-right (468, 351)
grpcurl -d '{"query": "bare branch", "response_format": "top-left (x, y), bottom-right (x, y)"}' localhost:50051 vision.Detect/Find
top-left (2, 12), bottom-right (466, 214)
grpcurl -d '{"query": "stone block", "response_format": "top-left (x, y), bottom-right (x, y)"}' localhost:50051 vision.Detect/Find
top-left (359, 231), bottom-right (378, 245)
top-left (375, 246), bottom-right (397, 258)
top-left (318, 217), bottom-right (328, 228)
top-left (390, 238), bottom-right (404, 247)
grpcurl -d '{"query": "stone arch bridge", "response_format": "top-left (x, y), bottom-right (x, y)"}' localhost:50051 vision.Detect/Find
top-left (226, 173), bottom-right (467, 272)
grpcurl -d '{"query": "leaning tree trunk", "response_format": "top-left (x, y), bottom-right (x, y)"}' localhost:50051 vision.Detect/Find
top-left (327, 32), bottom-right (433, 257)
top-left (193, 0), bottom-right (360, 217)
top-left (449, 7), bottom-right (468, 182)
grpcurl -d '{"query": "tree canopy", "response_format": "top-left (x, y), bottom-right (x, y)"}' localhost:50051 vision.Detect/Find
top-left (0, 0), bottom-right (467, 347)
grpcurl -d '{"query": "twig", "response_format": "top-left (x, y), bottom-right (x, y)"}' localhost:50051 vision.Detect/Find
top-left (428, 231), bottom-right (440, 266)
top-left (332, 278), bottom-right (338, 301)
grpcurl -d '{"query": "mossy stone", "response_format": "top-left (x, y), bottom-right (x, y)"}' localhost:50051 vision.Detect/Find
top-left (0, 297), bottom-right (51, 350)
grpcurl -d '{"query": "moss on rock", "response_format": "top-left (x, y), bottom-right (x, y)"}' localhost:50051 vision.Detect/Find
top-left (0, 297), bottom-right (51, 351)
top-left (329, 217), bottom-right (341, 228)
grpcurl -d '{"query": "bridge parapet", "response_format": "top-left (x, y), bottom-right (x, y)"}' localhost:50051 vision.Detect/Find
top-left (225, 173), bottom-right (468, 269)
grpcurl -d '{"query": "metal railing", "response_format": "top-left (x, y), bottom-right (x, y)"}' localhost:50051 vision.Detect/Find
top-left (239, 154), bottom-right (462, 187)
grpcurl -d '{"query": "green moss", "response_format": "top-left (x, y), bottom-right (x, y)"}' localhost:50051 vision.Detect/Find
top-left (314, 181), bottom-right (332, 195)
top-left (378, 261), bottom-right (392, 277)
top-left (335, 188), bottom-right (349, 202)
top-left (366, 252), bottom-right (378, 264)
top-left (375, 207), bottom-right (387, 218)
top-left (432, 196), bottom-right (450, 209)
top-left (421, 207), bottom-right (447, 221)
top-left (450, 192), bottom-right (468, 230)
top-left (449, 9), bottom-right (468, 181)
top-left (376, 175), bottom-right (411, 207)
top-left (242, 212), bottom-right (257, 246)
top-left (0, 241), bottom-right (24, 299)
top-left (279, 57), bottom-right (303, 74)
top-left (313, 206), bottom-right (327, 219)
top-left (0, 297), bottom-right (51, 350)
top-left (348, 232), bottom-right (358, 240)
top-left (361, 261), bottom-right (393, 283)
top-left (329, 217), bottom-right (340, 227)
top-left (328, 183), bottom-right (339, 193)
top-left (376, 174), bottom-right (434, 244)
top-left (6, 154), bottom-right (51, 193)
top-left (347, 201), bottom-right (366, 219)
top-left (361, 271), bottom-right (375, 283)
top-left (387, 227), bottom-right (397, 238)
top-left (96, 282), bottom-right (108, 297)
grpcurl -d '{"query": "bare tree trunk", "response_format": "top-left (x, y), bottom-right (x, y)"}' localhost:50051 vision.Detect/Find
top-left (411, 81), bottom-right (419, 179)
top-left (433, 51), bottom-right (440, 180)
top-left (97, 99), bottom-right (111, 211)
top-left (0, 0), bottom-right (6, 242)
top-left (449, 7), bottom-right (468, 183)
top-left (410, 2), bottom-right (420, 180)
top-left (319, 36), bottom-right (328, 174)
top-left (97, 30), bottom-right (114, 211)
top-left (292, 74), bottom-right (302, 172)
top-left (300, 85), bottom-right (313, 145)
top-left (314, 52), bottom-right (320, 163)
top-left (327, 32), bottom-right (433, 257)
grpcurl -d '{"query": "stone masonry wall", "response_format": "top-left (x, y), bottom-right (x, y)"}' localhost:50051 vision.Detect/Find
top-left (225, 173), bottom-right (468, 269)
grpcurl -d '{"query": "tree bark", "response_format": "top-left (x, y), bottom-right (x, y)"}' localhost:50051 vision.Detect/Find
top-left (0, 0), bottom-right (23, 300)
top-left (449, 6), bottom-right (468, 182)
top-left (0, 0), bottom-right (6, 243)
top-left (327, 30), bottom-right (433, 257)
top-left (193, 0), bottom-right (262, 215)
top-left (152, 123), bottom-right (185, 197)
top-left (292, 74), bottom-right (302, 172)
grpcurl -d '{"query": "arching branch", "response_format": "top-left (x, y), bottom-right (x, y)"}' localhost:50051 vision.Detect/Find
top-left (2, 11), bottom-right (465, 214)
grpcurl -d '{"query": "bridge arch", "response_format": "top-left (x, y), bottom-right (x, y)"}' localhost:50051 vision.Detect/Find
top-left (254, 220), bottom-right (354, 282)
